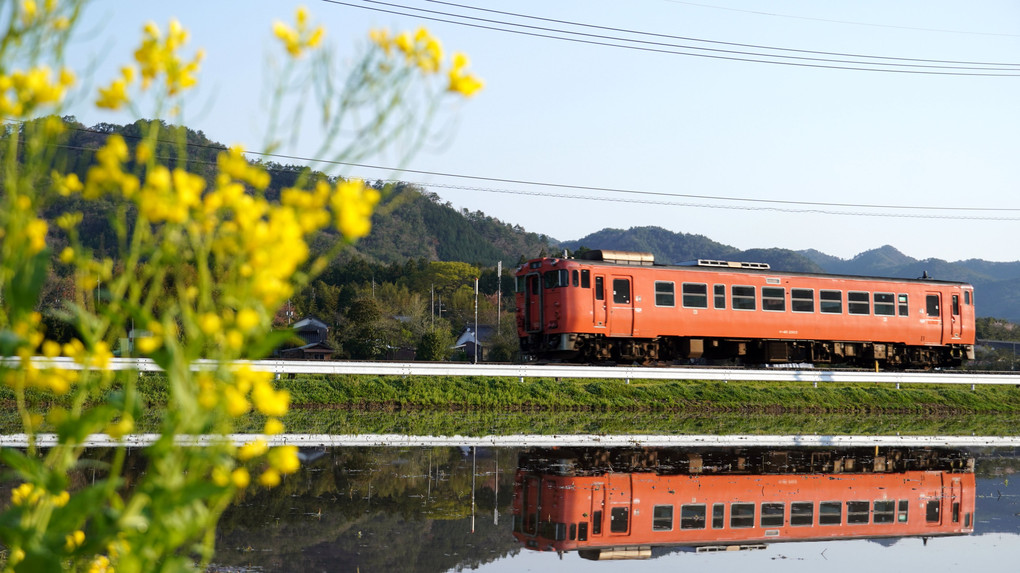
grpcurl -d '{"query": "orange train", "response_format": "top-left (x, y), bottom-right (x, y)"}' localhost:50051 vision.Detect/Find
top-left (512, 447), bottom-right (976, 559)
top-left (514, 250), bottom-right (975, 367)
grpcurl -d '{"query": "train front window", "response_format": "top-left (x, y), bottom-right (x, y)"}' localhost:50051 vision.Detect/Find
top-left (762, 287), bottom-right (785, 312)
top-left (656, 282), bottom-right (676, 307)
top-left (571, 270), bottom-right (579, 287)
top-left (543, 269), bottom-right (569, 289)
top-left (681, 283), bottom-right (706, 308)
top-left (732, 286), bottom-right (756, 311)
top-left (926, 500), bottom-right (940, 523)
top-left (874, 293), bottom-right (895, 316)
top-left (848, 292), bottom-right (870, 315)
top-left (820, 290), bottom-right (842, 314)
top-left (926, 295), bottom-right (940, 317)
top-left (581, 270), bottom-right (591, 288)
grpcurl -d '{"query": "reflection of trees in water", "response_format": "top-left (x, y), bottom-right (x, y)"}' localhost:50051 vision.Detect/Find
top-left (210, 447), bottom-right (522, 572)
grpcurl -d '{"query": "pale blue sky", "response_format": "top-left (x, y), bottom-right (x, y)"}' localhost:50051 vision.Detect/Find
top-left (63, 1), bottom-right (1020, 263)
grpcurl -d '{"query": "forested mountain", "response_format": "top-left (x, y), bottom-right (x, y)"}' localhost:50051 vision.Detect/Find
top-left (564, 227), bottom-right (1020, 321)
top-left (27, 118), bottom-right (1020, 348)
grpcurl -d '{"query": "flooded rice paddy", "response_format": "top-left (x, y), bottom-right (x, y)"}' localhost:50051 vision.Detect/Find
top-left (198, 438), bottom-right (1020, 572)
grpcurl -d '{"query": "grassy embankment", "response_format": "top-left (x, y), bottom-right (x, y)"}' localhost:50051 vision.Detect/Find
top-left (4, 373), bottom-right (1020, 436)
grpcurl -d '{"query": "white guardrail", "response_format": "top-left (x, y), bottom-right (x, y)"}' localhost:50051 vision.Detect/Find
top-left (2, 356), bottom-right (1018, 386)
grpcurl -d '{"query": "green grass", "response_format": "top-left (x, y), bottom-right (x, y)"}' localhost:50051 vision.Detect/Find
top-left (3, 372), bottom-right (1019, 436)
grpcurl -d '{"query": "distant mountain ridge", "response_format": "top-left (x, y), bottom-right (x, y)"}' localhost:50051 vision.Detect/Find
top-left (561, 226), bottom-right (1020, 321)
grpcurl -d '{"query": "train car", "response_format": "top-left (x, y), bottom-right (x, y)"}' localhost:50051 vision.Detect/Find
top-left (514, 250), bottom-right (975, 367)
top-left (512, 447), bottom-right (975, 559)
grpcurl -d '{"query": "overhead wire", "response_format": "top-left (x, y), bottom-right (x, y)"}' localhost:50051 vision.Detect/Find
top-left (321, 0), bottom-right (1020, 76)
top-left (41, 123), bottom-right (1020, 222)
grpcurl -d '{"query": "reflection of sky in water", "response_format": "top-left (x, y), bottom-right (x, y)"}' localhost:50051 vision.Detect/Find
top-left (480, 464), bottom-right (1020, 572)
top-left (476, 533), bottom-right (1020, 572)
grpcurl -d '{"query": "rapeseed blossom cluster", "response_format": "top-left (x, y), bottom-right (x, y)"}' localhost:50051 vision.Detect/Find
top-left (369, 26), bottom-right (484, 96)
top-left (1, 2), bottom-right (482, 569)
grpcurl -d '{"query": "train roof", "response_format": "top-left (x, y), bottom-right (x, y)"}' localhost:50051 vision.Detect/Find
top-left (533, 250), bottom-right (972, 287)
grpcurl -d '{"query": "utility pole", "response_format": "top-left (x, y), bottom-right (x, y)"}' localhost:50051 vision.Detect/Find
top-left (496, 261), bottom-right (502, 332)
top-left (473, 277), bottom-right (479, 364)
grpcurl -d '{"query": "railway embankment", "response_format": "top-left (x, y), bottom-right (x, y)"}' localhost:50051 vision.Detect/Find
top-left (4, 373), bottom-right (1019, 436)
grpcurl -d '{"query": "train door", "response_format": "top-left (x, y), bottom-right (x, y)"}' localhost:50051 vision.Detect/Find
top-left (589, 481), bottom-right (606, 538)
top-left (923, 292), bottom-right (943, 345)
top-left (524, 273), bottom-right (542, 333)
top-left (593, 275), bottom-right (607, 328)
top-left (605, 474), bottom-right (633, 536)
top-left (948, 476), bottom-right (962, 527)
top-left (609, 276), bottom-right (634, 337)
top-left (950, 294), bottom-right (962, 339)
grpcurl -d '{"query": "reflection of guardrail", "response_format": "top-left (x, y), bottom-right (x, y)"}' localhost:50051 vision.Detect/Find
top-left (2, 356), bottom-right (1018, 386)
top-left (3, 434), bottom-right (1020, 449)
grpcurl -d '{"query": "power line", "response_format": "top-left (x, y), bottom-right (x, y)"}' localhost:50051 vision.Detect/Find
top-left (661, 0), bottom-right (1020, 39)
top-left (48, 123), bottom-right (1020, 221)
top-left (426, 0), bottom-right (1020, 67)
top-left (320, 0), bottom-right (1020, 76)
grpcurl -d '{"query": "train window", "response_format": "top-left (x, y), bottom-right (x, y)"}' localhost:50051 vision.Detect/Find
top-left (898, 500), bottom-right (909, 523)
top-left (529, 275), bottom-right (539, 296)
top-left (656, 282), bottom-right (676, 307)
top-left (732, 286), bottom-right (756, 311)
top-left (873, 500), bottom-right (896, 523)
top-left (712, 503), bottom-right (725, 529)
top-left (572, 270), bottom-right (579, 287)
top-left (653, 505), bottom-right (674, 531)
top-left (874, 293), bottom-right (895, 316)
top-left (681, 283), bottom-right (707, 308)
top-left (848, 292), bottom-right (870, 315)
top-left (898, 294), bottom-right (909, 316)
top-left (952, 294), bottom-right (960, 316)
top-left (952, 502), bottom-right (961, 523)
top-left (762, 287), bottom-right (785, 312)
top-left (819, 501), bottom-right (841, 525)
top-left (791, 502), bottom-right (813, 526)
top-left (581, 270), bottom-right (591, 289)
top-left (926, 500), bottom-right (940, 523)
top-left (846, 501), bottom-right (869, 524)
top-left (543, 270), bottom-right (569, 289)
top-left (610, 507), bottom-right (629, 533)
top-left (820, 290), bottom-right (842, 314)
top-left (714, 285), bottom-right (726, 309)
top-left (592, 510), bottom-right (603, 535)
top-left (965, 291), bottom-right (971, 305)
top-left (595, 277), bottom-right (605, 301)
top-left (515, 276), bottom-right (524, 293)
top-left (730, 503), bottom-right (755, 528)
top-left (926, 295), bottom-right (940, 317)
top-left (612, 279), bottom-right (631, 304)
top-left (578, 522), bottom-right (588, 541)
top-left (760, 503), bottom-right (785, 527)
top-left (791, 289), bottom-right (814, 313)
top-left (569, 523), bottom-right (577, 540)
top-left (680, 505), bottom-right (706, 529)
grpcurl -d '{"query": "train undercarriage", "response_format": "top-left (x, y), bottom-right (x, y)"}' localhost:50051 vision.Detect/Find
top-left (518, 446), bottom-right (975, 477)
top-left (519, 332), bottom-right (972, 369)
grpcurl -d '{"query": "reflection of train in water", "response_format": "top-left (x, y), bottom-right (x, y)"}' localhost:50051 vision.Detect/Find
top-left (512, 447), bottom-right (975, 560)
